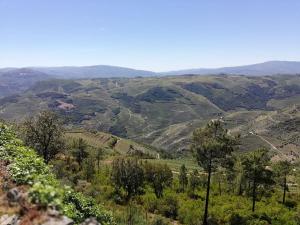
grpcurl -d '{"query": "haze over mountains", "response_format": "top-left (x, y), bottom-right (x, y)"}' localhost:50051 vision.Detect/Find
top-left (163, 61), bottom-right (300, 76)
top-left (1, 60), bottom-right (300, 79)
top-left (1, 60), bottom-right (300, 98)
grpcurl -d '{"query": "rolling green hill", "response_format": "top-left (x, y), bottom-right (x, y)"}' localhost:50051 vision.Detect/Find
top-left (0, 74), bottom-right (299, 156)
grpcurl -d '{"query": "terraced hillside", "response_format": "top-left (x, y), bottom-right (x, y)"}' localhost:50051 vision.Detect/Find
top-left (0, 74), bottom-right (299, 155)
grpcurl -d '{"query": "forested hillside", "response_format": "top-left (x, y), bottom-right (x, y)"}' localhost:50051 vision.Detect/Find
top-left (0, 75), bottom-right (299, 158)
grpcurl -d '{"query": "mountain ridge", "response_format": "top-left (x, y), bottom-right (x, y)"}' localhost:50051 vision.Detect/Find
top-left (162, 61), bottom-right (300, 76)
top-left (2, 60), bottom-right (300, 78)
top-left (1, 60), bottom-right (300, 97)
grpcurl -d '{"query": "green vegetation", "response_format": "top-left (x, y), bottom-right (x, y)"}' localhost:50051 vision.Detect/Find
top-left (111, 157), bottom-right (144, 202)
top-left (241, 148), bottom-right (274, 212)
top-left (0, 123), bottom-right (115, 224)
top-left (179, 164), bottom-right (188, 192)
top-left (0, 96), bottom-right (300, 225)
top-left (191, 120), bottom-right (238, 225)
top-left (22, 110), bottom-right (65, 163)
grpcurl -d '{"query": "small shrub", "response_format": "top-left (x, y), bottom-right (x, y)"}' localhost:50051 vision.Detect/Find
top-left (152, 218), bottom-right (168, 225)
top-left (29, 182), bottom-right (64, 208)
top-left (159, 194), bottom-right (178, 219)
top-left (285, 200), bottom-right (297, 209)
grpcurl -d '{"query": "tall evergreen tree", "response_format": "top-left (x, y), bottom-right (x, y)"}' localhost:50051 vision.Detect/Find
top-left (72, 138), bottom-right (89, 169)
top-left (273, 160), bottom-right (292, 204)
top-left (83, 156), bottom-right (96, 182)
top-left (189, 169), bottom-right (201, 197)
top-left (96, 147), bottom-right (104, 173)
top-left (191, 120), bottom-right (238, 225)
top-left (179, 164), bottom-right (188, 192)
top-left (241, 148), bottom-right (274, 212)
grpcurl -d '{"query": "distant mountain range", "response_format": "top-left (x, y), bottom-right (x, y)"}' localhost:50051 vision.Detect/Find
top-left (30, 65), bottom-right (157, 78)
top-left (1, 61), bottom-right (300, 97)
top-left (1, 61), bottom-right (300, 78)
top-left (163, 61), bottom-right (300, 76)
top-left (0, 66), bottom-right (156, 96)
top-left (0, 65), bottom-right (156, 79)
top-left (0, 68), bottom-right (51, 97)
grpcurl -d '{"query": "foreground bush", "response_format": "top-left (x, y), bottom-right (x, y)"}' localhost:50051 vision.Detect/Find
top-left (0, 123), bottom-right (115, 225)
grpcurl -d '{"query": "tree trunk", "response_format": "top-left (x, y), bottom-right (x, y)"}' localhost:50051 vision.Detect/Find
top-left (283, 176), bottom-right (287, 204)
top-left (43, 148), bottom-right (49, 164)
top-left (238, 181), bottom-right (243, 195)
top-left (203, 159), bottom-right (212, 225)
top-left (252, 177), bottom-right (256, 212)
top-left (218, 178), bottom-right (222, 196)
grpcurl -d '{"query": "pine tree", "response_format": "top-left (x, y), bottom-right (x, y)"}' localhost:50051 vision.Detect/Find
top-left (241, 148), bottom-right (274, 212)
top-left (72, 138), bottom-right (89, 170)
top-left (189, 169), bottom-right (201, 196)
top-left (191, 120), bottom-right (238, 225)
top-left (179, 164), bottom-right (188, 192)
top-left (273, 160), bottom-right (292, 204)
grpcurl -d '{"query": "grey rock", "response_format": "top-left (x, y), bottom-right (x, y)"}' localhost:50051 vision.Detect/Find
top-left (6, 188), bottom-right (21, 202)
top-left (42, 216), bottom-right (74, 225)
top-left (80, 218), bottom-right (101, 225)
top-left (0, 214), bottom-right (20, 225)
top-left (47, 208), bottom-right (61, 217)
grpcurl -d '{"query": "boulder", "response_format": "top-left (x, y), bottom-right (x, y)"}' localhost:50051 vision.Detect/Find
top-left (80, 218), bottom-right (101, 225)
top-left (6, 188), bottom-right (21, 202)
top-left (0, 214), bottom-right (20, 225)
top-left (42, 216), bottom-right (74, 225)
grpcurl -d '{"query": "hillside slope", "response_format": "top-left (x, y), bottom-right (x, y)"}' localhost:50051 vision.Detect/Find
top-left (0, 74), bottom-right (299, 154)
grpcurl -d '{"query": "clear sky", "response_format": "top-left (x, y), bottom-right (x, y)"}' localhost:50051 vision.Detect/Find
top-left (0, 0), bottom-right (300, 71)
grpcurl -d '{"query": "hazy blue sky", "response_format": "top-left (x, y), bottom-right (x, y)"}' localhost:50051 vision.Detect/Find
top-left (0, 0), bottom-right (300, 71)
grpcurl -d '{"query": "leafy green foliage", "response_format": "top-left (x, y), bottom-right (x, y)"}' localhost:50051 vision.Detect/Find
top-left (63, 190), bottom-right (114, 224)
top-left (29, 181), bottom-right (64, 208)
top-left (273, 160), bottom-right (292, 204)
top-left (0, 122), bottom-right (115, 225)
top-left (71, 137), bottom-right (89, 169)
top-left (143, 161), bottom-right (173, 198)
top-left (22, 110), bottom-right (65, 163)
top-left (111, 157), bottom-right (144, 201)
top-left (179, 164), bottom-right (188, 192)
top-left (242, 148), bottom-right (275, 212)
top-left (188, 169), bottom-right (202, 197)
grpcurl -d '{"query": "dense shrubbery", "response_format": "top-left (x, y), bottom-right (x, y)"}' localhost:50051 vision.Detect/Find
top-left (0, 123), bottom-right (115, 225)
